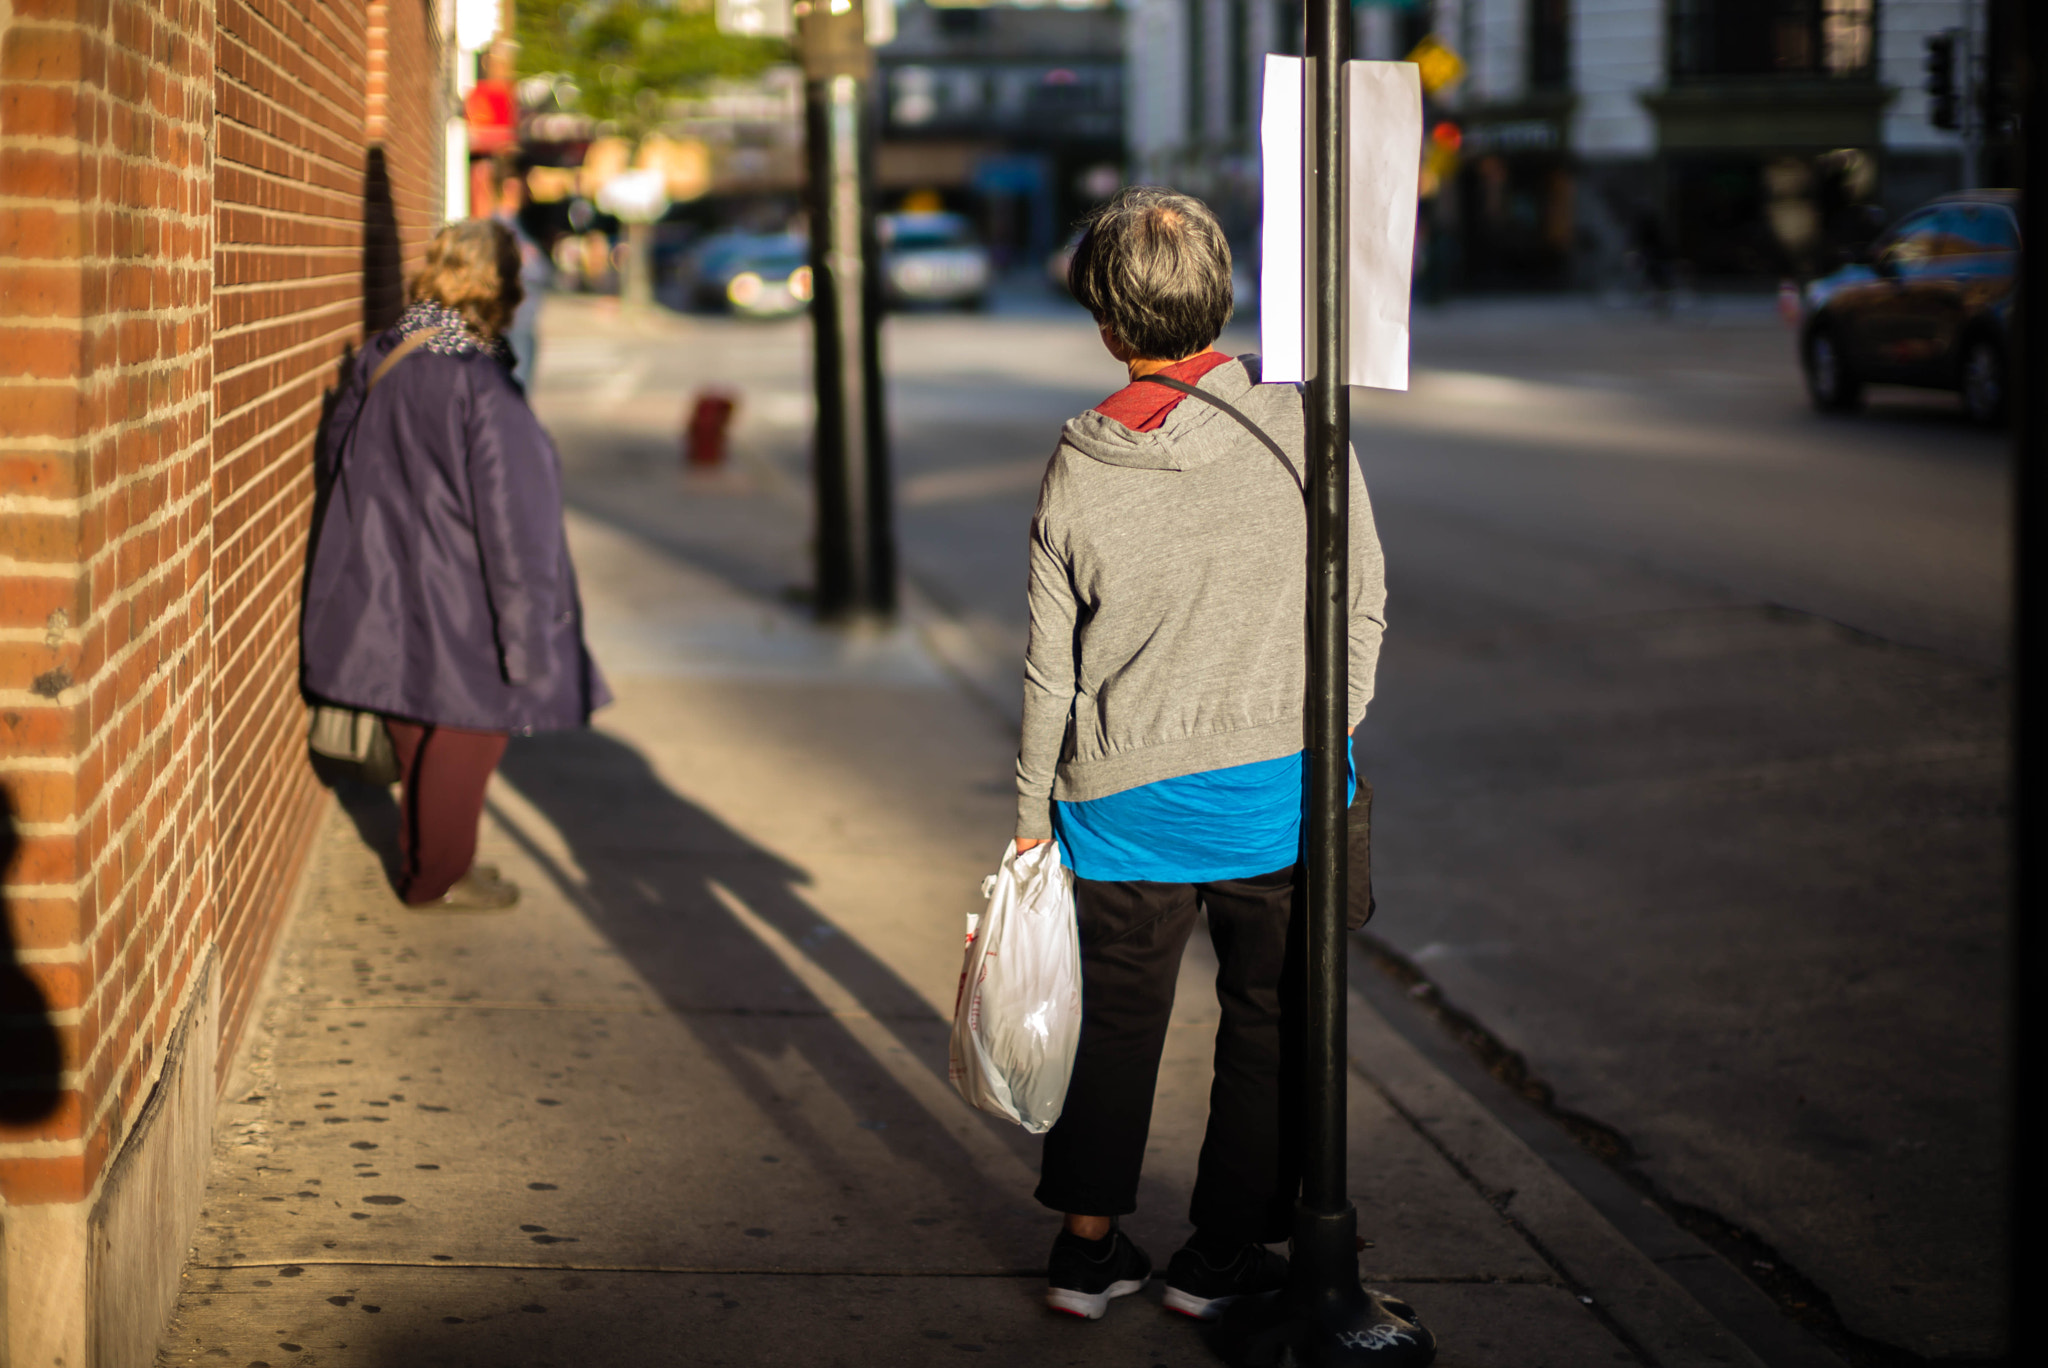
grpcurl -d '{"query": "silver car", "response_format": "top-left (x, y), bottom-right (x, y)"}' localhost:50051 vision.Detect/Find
top-left (879, 212), bottom-right (991, 310)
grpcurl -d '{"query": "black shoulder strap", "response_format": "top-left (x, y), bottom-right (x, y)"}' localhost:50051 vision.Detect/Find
top-left (1135, 373), bottom-right (1305, 496)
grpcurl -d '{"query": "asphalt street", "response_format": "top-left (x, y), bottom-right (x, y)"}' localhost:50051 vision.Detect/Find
top-left (536, 290), bottom-right (2009, 1364)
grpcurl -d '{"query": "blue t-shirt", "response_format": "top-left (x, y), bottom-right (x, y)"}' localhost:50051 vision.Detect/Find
top-left (1052, 737), bottom-right (1356, 884)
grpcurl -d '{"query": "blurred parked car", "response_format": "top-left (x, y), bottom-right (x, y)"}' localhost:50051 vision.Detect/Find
top-left (880, 212), bottom-right (990, 310)
top-left (1800, 191), bottom-right (2019, 425)
top-left (684, 232), bottom-right (812, 318)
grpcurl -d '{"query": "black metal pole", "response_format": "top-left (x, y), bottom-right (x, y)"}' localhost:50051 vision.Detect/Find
top-left (804, 73), bottom-right (861, 619)
top-left (857, 82), bottom-right (896, 617)
top-left (800, 3), bottom-right (892, 621)
top-left (1300, 0), bottom-right (1352, 1229)
top-left (1229, 8), bottom-right (1436, 1362)
top-left (2009, 6), bottom-right (2044, 1362)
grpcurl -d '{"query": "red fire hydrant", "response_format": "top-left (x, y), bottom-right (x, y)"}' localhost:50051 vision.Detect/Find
top-left (684, 390), bottom-right (738, 468)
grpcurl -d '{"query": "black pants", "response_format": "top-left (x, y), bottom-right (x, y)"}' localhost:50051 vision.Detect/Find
top-left (1035, 867), bottom-right (1302, 1244)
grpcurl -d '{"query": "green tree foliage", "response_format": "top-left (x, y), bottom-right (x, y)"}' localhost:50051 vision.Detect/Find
top-left (515, 0), bottom-right (786, 132)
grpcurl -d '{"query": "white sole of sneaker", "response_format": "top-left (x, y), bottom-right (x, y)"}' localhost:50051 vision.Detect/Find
top-left (1045, 1277), bottom-right (1147, 1320)
top-left (1162, 1286), bottom-right (1235, 1320)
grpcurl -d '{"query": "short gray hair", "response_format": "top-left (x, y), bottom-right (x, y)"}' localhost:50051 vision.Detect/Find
top-left (1067, 187), bottom-right (1233, 360)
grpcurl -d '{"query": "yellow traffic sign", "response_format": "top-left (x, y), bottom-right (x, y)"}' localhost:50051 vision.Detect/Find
top-left (1406, 33), bottom-right (1466, 94)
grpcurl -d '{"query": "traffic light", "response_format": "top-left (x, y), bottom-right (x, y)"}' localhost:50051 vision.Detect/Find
top-left (1924, 30), bottom-right (1958, 131)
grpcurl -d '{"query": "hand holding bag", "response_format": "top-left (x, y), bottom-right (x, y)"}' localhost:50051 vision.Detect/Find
top-left (949, 840), bottom-right (1084, 1132)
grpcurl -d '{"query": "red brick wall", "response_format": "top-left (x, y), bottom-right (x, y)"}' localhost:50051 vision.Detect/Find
top-left (208, 0), bottom-right (370, 1090)
top-left (0, 0), bottom-right (221, 1205)
top-left (0, 0), bottom-right (442, 1207)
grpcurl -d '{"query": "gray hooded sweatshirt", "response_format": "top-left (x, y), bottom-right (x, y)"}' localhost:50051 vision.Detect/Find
top-left (1016, 353), bottom-right (1387, 841)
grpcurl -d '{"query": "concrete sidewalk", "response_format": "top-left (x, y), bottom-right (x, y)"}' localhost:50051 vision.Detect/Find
top-left (154, 301), bottom-right (1779, 1368)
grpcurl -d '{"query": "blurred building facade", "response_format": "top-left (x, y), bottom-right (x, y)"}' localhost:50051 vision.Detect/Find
top-left (876, 0), bottom-right (1126, 271)
top-left (1128, 1), bottom-right (2015, 290)
top-left (1455, 0), bottom-right (2011, 287)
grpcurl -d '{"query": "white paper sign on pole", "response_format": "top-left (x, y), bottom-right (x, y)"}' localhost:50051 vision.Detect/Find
top-left (1342, 61), bottom-right (1422, 391)
top-left (1258, 54), bottom-right (1306, 384)
top-left (1257, 57), bottom-right (1421, 391)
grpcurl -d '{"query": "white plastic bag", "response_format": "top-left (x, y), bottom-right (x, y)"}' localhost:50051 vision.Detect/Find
top-left (948, 840), bottom-right (1082, 1134)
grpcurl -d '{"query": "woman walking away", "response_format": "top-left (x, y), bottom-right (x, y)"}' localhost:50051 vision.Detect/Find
top-left (1016, 187), bottom-right (1386, 1321)
top-left (303, 221), bottom-right (609, 910)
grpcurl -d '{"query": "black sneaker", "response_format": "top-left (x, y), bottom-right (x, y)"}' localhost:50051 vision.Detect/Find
top-left (1045, 1223), bottom-right (1153, 1320)
top-left (1163, 1237), bottom-right (1289, 1319)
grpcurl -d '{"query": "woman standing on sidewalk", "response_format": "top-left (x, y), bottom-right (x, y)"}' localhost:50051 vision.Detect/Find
top-left (303, 220), bottom-right (609, 910)
top-left (1016, 188), bottom-right (1386, 1321)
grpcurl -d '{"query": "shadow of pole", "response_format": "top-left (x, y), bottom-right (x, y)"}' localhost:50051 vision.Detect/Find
top-left (0, 788), bottom-right (64, 1127)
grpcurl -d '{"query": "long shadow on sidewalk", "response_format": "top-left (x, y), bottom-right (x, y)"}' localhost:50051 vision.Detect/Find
top-left (492, 727), bottom-right (1047, 1247)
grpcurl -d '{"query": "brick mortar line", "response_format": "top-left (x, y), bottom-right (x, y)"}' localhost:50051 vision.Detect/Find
top-left (209, 317), bottom-right (359, 390)
top-left (0, 364), bottom-right (213, 401)
top-left (0, 569), bottom-right (207, 657)
top-left (212, 230), bottom-right (365, 253)
top-left (212, 87), bottom-right (368, 170)
top-left (221, 0), bottom-right (372, 71)
top-left (0, 327), bottom-right (211, 360)
top-left (0, 877), bottom-right (82, 895)
top-left (0, 586), bottom-right (208, 673)
top-left (3, 484), bottom-right (211, 607)
top-left (206, 658), bottom-right (307, 769)
top-left (8, 945), bottom-right (83, 969)
top-left (74, 915), bottom-right (213, 1125)
top-left (210, 306), bottom-right (356, 354)
top-left (210, 277), bottom-right (363, 307)
top-left (0, 1137), bottom-right (86, 1160)
top-left (206, 694), bottom-right (306, 800)
top-left (210, 148), bottom-right (366, 206)
top-left (206, 428), bottom-right (329, 505)
top-left (209, 304), bottom-right (358, 343)
top-left (78, 781), bottom-right (209, 924)
top-left (0, 424), bottom-right (209, 498)
top-left (207, 497), bottom-right (316, 613)
top-left (2, 817), bottom-right (75, 838)
top-left (48, 652), bottom-right (209, 854)
top-left (218, 16), bottom-right (372, 98)
top-left (212, 245), bottom-right (370, 264)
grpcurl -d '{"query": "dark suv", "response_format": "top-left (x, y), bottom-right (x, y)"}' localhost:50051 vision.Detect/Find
top-left (1799, 191), bottom-right (2019, 425)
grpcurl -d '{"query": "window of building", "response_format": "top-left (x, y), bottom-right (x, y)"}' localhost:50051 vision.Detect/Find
top-left (1529, 0), bottom-right (1569, 89)
top-left (1669, 0), bottom-right (1875, 79)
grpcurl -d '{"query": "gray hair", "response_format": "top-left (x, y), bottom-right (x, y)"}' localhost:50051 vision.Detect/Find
top-left (1067, 186), bottom-right (1233, 361)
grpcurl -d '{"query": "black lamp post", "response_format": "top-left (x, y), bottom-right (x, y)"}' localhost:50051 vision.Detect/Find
top-left (1230, 5), bottom-right (1436, 1362)
top-left (798, 0), bottom-right (895, 622)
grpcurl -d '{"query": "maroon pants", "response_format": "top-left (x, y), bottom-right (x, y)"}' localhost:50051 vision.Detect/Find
top-left (383, 719), bottom-right (508, 904)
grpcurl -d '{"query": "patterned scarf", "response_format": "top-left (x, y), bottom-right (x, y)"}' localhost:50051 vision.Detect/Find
top-left (395, 299), bottom-right (515, 370)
